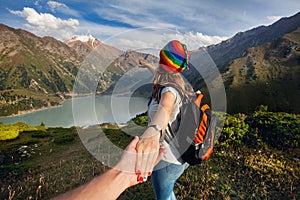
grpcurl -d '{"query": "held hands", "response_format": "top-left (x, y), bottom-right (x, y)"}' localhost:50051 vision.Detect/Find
top-left (135, 127), bottom-right (162, 183)
top-left (114, 136), bottom-right (165, 187)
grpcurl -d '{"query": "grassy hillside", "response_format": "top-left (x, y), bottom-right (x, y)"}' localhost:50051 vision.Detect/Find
top-left (0, 108), bottom-right (299, 199)
top-left (0, 24), bottom-right (81, 116)
top-left (223, 28), bottom-right (300, 114)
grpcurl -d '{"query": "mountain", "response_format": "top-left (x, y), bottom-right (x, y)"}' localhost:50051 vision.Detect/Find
top-left (223, 27), bottom-right (300, 113)
top-left (184, 12), bottom-right (300, 114)
top-left (0, 24), bottom-right (82, 116)
top-left (64, 34), bottom-right (121, 57)
top-left (101, 50), bottom-right (158, 95)
top-left (203, 12), bottom-right (300, 70)
top-left (65, 35), bottom-right (101, 49)
top-left (0, 25), bottom-right (93, 95)
top-left (1, 12), bottom-right (299, 117)
top-left (0, 24), bottom-right (156, 116)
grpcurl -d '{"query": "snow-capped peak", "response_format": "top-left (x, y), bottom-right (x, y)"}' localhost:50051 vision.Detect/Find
top-left (66, 34), bottom-right (101, 49)
top-left (70, 34), bottom-right (96, 43)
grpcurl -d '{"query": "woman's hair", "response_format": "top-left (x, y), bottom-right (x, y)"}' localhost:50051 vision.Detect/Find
top-left (152, 64), bottom-right (194, 100)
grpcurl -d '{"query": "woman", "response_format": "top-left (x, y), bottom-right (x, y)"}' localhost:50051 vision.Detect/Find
top-left (137, 40), bottom-right (194, 199)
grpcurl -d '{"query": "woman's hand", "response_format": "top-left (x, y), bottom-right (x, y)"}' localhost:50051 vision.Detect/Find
top-left (115, 136), bottom-right (166, 185)
top-left (135, 128), bottom-right (161, 182)
top-left (113, 136), bottom-right (141, 186)
top-left (139, 59), bottom-right (156, 75)
top-left (138, 59), bottom-right (148, 68)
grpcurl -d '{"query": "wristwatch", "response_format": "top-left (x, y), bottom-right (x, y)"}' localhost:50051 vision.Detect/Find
top-left (148, 124), bottom-right (162, 132)
top-left (148, 124), bottom-right (163, 138)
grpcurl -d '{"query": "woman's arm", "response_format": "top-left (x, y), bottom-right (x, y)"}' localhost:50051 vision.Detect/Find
top-left (136, 91), bottom-right (175, 181)
top-left (139, 60), bottom-right (156, 75)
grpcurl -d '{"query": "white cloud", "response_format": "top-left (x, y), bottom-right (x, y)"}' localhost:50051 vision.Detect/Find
top-left (163, 32), bottom-right (228, 50)
top-left (267, 15), bottom-right (282, 24)
top-left (34, 0), bottom-right (41, 6)
top-left (94, 6), bottom-right (177, 30)
top-left (77, 20), bottom-right (131, 40)
top-left (93, 0), bottom-right (237, 38)
top-left (9, 7), bottom-right (79, 40)
top-left (100, 27), bottom-right (228, 53)
top-left (48, 1), bottom-right (68, 12)
top-left (47, 1), bottom-right (79, 17)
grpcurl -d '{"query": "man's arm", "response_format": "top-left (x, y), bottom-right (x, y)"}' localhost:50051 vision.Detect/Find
top-left (53, 137), bottom-right (139, 200)
top-left (53, 168), bottom-right (132, 200)
top-left (53, 137), bottom-right (165, 200)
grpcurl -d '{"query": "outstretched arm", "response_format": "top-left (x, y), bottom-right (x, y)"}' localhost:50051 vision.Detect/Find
top-left (139, 60), bottom-right (156, 75)
top-left (53, 168), bottom-right (132, 200)
top-left (53, 137), bottom-right (165, 200)
top-left (135, 91), bottom-right (175, 181)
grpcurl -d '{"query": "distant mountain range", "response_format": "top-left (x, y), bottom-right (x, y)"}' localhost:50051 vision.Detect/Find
top-left (223, 27), bottom-right (300, 113)
top-left (188, 12), bottom-right (300, 113)
top-left (203, 12), bottom-right (300, 70)
top-left (0, 24), bottom-right (156, 116)
top-left (0, 11), bottom-right (299, 116)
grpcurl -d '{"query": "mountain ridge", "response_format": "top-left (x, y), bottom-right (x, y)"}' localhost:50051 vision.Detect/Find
top-left (0, 24), bottom-right (156, 116)
top-left (203, 12), bottom-right (300, 70)
top-left (222, 27), bottom-right (300, 113)
top-left (0, 12), bottom-right (300, 116)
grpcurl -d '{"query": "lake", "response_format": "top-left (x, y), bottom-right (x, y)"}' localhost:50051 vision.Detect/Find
top-left (0, 95), bottom-right (148, 127)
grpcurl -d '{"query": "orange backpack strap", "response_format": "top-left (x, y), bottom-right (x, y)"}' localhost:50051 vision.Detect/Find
top-left (201, 104), bottom-right (210, 112)
top-left (194, 93), bottom-right (203, 107)
top-left (194, 104), bottom-right (210, 144)
top-left (201, 129), bottom-right (215, 160)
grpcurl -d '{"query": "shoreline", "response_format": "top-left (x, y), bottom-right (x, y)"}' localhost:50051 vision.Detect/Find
top-left (0, 93), bottom-right (96, 118)
top-left (0, 89), bottom-right (149, 118)
top-left (0, 103), bottom-right (64, 119)
top-left (0, 94), bottom-right (148, 120)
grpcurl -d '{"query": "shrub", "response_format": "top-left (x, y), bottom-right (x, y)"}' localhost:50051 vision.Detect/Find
top-left (247, 109), bottom-right (300, 150)
top-left (22, 139), bottom-right (40, 145)
top-left (131, 112), bottom-right (148, 127)
top-left (218, 114), bottom-right (249, 147)
top-left (53, 133), bottom-right (75, 144)
top-left (31, 131), bottom-right (50, 138)
top-left (132, 115), bottom-right (148, 126)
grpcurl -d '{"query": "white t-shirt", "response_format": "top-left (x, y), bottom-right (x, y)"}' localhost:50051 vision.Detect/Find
top-left (148, 86), bottom-right (184, 165)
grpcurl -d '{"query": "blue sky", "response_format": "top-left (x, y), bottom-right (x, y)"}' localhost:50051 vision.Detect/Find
top-left (0, 0), bottom-right (299, 50)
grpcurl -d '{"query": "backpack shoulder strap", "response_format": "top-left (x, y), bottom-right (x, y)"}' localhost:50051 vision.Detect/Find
top-left (157, 84), bottom-right (185, 103)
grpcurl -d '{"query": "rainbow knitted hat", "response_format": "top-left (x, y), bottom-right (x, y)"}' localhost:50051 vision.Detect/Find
top-left (159, 40), bottom-right (190, 73)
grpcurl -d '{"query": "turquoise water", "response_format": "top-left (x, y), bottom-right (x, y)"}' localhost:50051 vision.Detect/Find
top-left (0, 95), bottom-right (148, 127)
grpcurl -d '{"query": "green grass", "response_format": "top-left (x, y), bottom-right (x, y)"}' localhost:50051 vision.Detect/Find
top-left (0, 122), bottom-right (46, 140)
top-left (283, 27), bottom-right (300, 44)
top-left (0, 109), bottom-right (299, 199)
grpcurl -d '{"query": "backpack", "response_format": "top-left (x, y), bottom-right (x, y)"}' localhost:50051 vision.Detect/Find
top-left (157, 86), bottom-right (217, 166)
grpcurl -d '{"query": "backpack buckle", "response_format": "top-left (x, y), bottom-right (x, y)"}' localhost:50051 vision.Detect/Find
top-left (194, 143), bottom-right (200, 150)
